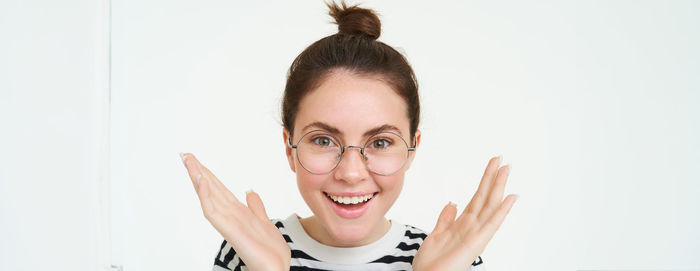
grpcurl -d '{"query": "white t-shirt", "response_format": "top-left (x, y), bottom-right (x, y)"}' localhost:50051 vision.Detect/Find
top-left (213, 213), bottom-right (485, 270)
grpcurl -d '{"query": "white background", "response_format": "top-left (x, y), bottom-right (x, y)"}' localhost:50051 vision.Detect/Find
top-left (0, 0), bottom-right (111, 270)
top-left (1, 0), bottom-right (699, 270)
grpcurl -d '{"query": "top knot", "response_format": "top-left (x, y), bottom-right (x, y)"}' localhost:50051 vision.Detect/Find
top-left (326, 1), bottom-right (381, 40)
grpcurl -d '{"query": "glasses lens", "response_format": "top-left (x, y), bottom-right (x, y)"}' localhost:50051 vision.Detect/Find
top-left (296, 131), bottom-right (342, 174)
top-left (364, 132), bottom-right (409, 175)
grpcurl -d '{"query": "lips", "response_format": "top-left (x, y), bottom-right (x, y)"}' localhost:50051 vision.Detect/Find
top-left (323, 192), bottom-right (377, 219)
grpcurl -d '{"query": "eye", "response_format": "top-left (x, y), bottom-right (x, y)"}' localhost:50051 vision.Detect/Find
top-left (312, 136), bottom-right (336, 147)
top-left (370, 138), bottom-right (392, 149)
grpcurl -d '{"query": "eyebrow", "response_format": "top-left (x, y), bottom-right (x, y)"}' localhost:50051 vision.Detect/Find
top-left (301, 121), bottom-right (404, 138)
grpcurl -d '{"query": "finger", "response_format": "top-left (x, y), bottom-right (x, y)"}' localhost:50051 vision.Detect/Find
top-left (200, 162), bottom-right (238, 201)
top-left (432, 201), bottom-right (458, 234)
top-left (187, 154), bottom-right (242, 216)
top-left (188, 154), bottom-right (227, 200)
top-left (183, 154), bottom-right (232, 215)
top-left (479, 194), bottom-right (518, 240)
top-left (245, 190), bottom-right (270, 222)
top-left (478, 164), bottom-right (511, 221)
top-left (190, 154), bottom-right (241, 206)
top-left (197, 175), bottom-right (244, 240)
top-left (465, 156), bottom-right (502, 215)
top-left (195, 169), bottom-right (215, 215)
top-left (181, 152), bottom-right (202, 191)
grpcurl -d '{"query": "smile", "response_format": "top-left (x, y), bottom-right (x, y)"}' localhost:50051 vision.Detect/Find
top-left (326, 193), bottom-right (374, 204)
top-left (323, 192), bottom-right (378, 219)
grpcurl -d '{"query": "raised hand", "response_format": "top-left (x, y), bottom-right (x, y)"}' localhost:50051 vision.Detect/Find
top-left (180, 153), bottom-right (291, 271)
top-left (412, 156), bottom-right (518, 271)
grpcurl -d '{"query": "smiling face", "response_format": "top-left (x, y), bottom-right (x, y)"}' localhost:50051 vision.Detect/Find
top-left (283, 69), bottom-right (420, 247)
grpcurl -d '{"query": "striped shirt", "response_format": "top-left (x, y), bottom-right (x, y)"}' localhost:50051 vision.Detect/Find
top-left (213, 214), bottom-right (485, 271)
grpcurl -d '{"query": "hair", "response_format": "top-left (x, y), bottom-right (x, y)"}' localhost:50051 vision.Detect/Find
top-left (281, 0), bottom-right (420, 145)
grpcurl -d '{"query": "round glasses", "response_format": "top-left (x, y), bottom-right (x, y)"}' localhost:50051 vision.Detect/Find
top-left (287, 129), bottom-right (416, 176)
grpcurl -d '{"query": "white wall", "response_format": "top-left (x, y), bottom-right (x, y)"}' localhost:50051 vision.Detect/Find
top-left (0, 0), bottom-right (111, 270)
top-left (111, 0), bottom-right (700, 270)
top-left (2, 0), bottom-right (698, 270)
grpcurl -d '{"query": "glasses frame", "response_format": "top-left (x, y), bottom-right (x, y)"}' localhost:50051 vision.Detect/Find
top-left (287, 129), bottom-right (417, 176)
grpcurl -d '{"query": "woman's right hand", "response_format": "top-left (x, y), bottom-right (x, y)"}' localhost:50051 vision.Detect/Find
top-left (180, 153), bottom-right (291, 271)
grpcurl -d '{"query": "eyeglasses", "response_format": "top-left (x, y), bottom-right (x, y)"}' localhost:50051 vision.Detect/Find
top-left (287, 129), bottom-right (416, 176)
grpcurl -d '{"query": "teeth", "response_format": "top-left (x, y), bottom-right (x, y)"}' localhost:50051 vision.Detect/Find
top-left (328, 193), bottom-right (374, 204)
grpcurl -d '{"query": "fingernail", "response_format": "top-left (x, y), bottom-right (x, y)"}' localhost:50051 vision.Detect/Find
top-left (245, 189), bottom-right (254, 195)
top-left (448, 201), bottom-right (456, 207)
top-left (179, 152), bottom-right (187, 166)
top-left (195, 174), bottom-right (201, 185)
top-left (514, 194), bottom-right (520, 202)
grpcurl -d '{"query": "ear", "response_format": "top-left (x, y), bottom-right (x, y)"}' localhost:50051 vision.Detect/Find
top-left (283, 129), bottom-right (297, 173)
top-left (405, 129), bottom-right (421, 170)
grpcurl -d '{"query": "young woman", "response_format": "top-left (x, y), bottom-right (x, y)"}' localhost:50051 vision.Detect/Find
top-left (181, 1), bottom-right (517, 270)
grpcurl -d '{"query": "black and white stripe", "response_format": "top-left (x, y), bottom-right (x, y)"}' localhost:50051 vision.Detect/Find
top-left (213, 217), bottom-right (484, 271)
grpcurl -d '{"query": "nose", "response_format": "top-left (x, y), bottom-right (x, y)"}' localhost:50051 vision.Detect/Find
top-left (333, 146), bottom-right (370, 184)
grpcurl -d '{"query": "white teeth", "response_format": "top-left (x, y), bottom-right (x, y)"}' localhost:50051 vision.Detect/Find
top-left (328, 193), bottom-right (374, 204)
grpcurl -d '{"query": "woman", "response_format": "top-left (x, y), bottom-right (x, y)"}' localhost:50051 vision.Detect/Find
top-left (181, 1), bottom-right (517, 270)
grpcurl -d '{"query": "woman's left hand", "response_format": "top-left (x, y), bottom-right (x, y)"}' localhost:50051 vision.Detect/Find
top-left (412, 156), bottom-right (518, 271)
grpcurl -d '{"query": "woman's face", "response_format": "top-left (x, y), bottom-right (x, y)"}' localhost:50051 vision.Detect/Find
top-left (284, 69), bottom-right (420, 246)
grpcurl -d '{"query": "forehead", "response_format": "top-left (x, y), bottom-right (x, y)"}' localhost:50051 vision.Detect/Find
top-left (294, 70), bottom-right (409, 138)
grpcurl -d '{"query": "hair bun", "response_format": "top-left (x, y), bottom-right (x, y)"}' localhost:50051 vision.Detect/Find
top-left (326, 1), bottom-right (381, 40)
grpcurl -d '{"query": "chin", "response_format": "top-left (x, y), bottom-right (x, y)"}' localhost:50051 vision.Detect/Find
top-left (323, 196), bottom-right (392, 245)
top-left (323, 215), bottom-right (379, 246)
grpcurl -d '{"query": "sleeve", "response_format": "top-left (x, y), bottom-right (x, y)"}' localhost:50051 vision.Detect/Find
top-left (468, 256), bottom-right (485, 271)
top-left (212, 239), bottom-right (247, 271)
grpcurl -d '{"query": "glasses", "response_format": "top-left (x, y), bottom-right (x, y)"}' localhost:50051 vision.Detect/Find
top-left (287, 129), bottom-right (416, 176)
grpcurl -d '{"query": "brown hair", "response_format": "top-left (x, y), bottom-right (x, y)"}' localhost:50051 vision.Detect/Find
top-left (282, 0), bottom-right (420, 144)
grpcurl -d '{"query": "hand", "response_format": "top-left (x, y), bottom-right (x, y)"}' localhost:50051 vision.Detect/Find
top-left (180, 153), bottom-right (291, 271)
top-left (412, 156), bottom-right (518, 271)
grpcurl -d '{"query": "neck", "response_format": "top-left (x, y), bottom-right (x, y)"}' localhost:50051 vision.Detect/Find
top-left (298, 216), bottom-right (391, 247)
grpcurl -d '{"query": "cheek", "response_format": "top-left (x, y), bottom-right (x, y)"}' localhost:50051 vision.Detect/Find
top-left (296, 170), bottom-right (326, 196)
top-left (375, 174), bottom-right (405, 198)
top-left (373, 175), bottom-right (405, 216)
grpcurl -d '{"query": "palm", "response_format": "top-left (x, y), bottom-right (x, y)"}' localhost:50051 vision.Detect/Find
top-left (181, 153), bottom-right (291, 271)
top-left (413, 156), bottom-right (518, 271)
